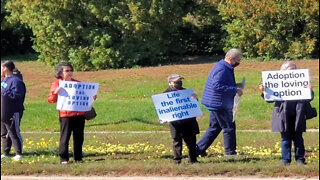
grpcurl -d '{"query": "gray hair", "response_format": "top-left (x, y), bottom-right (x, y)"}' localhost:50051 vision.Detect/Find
top-left (280, 61), bottom-right (296, 70)
top-left (225, 48), bottom-right (242, 60)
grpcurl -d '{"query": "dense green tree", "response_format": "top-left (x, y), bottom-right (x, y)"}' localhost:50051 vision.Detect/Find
top-left (6, 0), bottom-right (200, 70)
top-left (217, 0), bottom-right (319, 59)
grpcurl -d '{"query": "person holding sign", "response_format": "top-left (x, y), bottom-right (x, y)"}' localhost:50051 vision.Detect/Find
top-left (196, 48), bottom-right (243, 157)
top-left (259, 61), bottom-right (314, 165)
top-left (161, 74), bottom-right (200, 164)
top-left (1, 61), bottom-right (26, 161)
top-left (48, 62), bottom-right (96, 164)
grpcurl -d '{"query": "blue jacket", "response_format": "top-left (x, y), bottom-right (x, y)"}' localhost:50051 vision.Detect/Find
top-left (1, 74), bottom-right (26, 122)
top-left (201, 59), bottom-right (237, 110)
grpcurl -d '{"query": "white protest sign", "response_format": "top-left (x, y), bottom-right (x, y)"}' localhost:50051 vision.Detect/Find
top-left (57, 81), bottom-right (99, 111)
top-left (233, 77), bottom-right (245, 122)
top-left (152, 89), bottom-right (202, 123)
top-left (261, 69), bottom-right (311, 101)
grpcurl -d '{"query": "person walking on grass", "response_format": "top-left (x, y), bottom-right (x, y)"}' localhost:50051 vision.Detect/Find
top-left (258, 61), bottom-right (314, 165)
top-left (1, 60), bottom-right (26, 161)
top-left (161, 74), bottom-right (200, 164)
top-left (196, 48), bottom-right (243, 157)
top-left (48, 62), bottom-right (96, 165)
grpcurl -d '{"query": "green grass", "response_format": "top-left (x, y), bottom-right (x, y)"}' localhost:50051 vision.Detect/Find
top-left (1, 58), bottom-right (319, 177)
top-left (1, 132), bottom-right (319, 176)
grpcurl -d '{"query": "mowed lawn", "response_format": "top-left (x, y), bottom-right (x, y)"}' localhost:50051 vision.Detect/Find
top-left (1, 58), bottom-right (319, 177)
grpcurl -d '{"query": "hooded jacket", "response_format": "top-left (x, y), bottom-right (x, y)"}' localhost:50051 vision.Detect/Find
top-left (1, 74), bottom-right (26, 122)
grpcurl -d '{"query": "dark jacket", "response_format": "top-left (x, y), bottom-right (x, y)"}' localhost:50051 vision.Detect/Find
top-left (164, 87), bottom-right (200, 138)
top-left (1, 75), bottom-right (26, 122)
top-left (266, 91), bottom-right (314, 132)
top-left (201, 59), bottom-right (237, 110)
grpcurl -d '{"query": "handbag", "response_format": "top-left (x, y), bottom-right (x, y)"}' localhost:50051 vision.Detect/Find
top-left (84, 107), bottom-right (97, 120)
top-left (305, 102), bottom-right (317, 120)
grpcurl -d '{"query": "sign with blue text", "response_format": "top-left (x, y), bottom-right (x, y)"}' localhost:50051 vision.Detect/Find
top-left (57, 81), bottom-right (99, 111)
top-left (261, 69), bottom-right (311, 101)
top-left (152, 89), bottom-right (202, 123)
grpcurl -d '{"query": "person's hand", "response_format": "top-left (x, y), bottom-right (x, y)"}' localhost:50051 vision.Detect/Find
top-left (93, 95), bottom-right (97, 100)
top-left (191, 93), bottom-right (198, 100)
top-left (54, 87), bottom-right (63, 94)
top-left (308, 84), bottom-right (313, 90)
top-left (160, 120), bottom-right (168, 124)
top-left (236, 89), bottom-right (243, 96)
top-left (258, 84), bottom-right (264, 92)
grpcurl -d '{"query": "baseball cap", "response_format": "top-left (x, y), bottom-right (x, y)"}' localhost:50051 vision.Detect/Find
top-left (167, 74), bottom-right (184, 83)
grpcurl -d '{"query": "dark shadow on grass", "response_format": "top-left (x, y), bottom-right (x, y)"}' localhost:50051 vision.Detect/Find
top-left (86, 117), bottom-right (162, 127)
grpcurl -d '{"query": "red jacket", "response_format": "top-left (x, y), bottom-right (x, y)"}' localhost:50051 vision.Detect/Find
top-left (48, 78), bottom-right (85, 118)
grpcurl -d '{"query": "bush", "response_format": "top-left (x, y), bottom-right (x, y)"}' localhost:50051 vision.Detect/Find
top-left (217, 0), bottom-right (319, 60)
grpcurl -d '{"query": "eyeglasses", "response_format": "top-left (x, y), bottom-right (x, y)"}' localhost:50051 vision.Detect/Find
top-left (63, 69), bottom-right (73, 72)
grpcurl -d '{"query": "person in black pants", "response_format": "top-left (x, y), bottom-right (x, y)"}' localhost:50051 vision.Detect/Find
top-left (1, 61), bottom-right (26, 161)
top-left (162, 74), bottom-right (200, 164)
top-left (48, 62), bottom-right (96, 164)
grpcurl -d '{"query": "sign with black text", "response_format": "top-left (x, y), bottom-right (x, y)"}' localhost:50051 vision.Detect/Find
top-left (261, 69), bottom-right (311, 101)
top-left (152, 89), bottom-right (202, 123)
top-left (57, 81), bottom-right (99, 111)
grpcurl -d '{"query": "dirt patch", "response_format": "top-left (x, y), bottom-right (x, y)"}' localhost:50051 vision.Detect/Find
top-left (15, 59), bottom-right (319, 101)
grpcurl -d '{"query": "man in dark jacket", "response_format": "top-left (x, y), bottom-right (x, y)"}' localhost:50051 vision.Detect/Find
top-left (162, 74), bottom-right (200, 164)
top-left (1, 61), bottom-right (26, 161)
top-left (196, 48), bottom-right (243, 157)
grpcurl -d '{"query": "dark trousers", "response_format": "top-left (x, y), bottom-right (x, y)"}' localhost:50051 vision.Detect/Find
top-left (173, 134), bottom-right (197, 163)
top-left (59, 116), bottom-right (85, 162)
top-left (280, 132), bottom-right (305, 163)
top-left (197, 110), bottom-right (237, 155)
top-left (1, 112), bottom-right (23, 155)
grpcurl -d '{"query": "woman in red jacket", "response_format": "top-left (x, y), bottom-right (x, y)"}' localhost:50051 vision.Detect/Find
top-left (48, 62), bottom-right (86, 164)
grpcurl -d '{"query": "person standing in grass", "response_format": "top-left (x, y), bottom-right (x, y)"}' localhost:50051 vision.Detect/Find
top-left (48, 62), bottom-right (95, 164)
top-left (259, 61), bottom-right (314, 165)
top-left (1, 60), bottom-right (26, 161)
top-left (196, 48), bottom-right (243, 157)
top-left (161, 74), bottom-right (200, 164)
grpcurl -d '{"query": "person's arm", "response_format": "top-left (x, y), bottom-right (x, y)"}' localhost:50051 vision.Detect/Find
top-left (211, 69), bottom-right (237, 95)
top-left (2, 80), bottom-right (25, 101)
top-left (48, 81), bottom-right (60, 103)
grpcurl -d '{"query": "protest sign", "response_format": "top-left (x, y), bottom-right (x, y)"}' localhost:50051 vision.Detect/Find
top-left (152, 89), bottom-right (202, 123)
top-left (57, 81), bottom-right (99, 111)
top-left (261, 69), bottom-right (311, 101)
top-left (233, 77), bottom-right (245, 122)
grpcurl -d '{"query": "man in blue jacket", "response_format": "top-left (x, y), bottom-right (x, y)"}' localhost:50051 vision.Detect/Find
top-left (1, 61), bottom-right (26, 161)
top-left (196, 48), bottom-right (243, 157)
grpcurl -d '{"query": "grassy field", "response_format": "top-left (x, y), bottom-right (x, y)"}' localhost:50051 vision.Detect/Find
top-left (1, 57), bottom-right (319, 177)
top-left (8, 59), bottom-right (320, 132)
top-left (1, 132), bottom-right (319, 177)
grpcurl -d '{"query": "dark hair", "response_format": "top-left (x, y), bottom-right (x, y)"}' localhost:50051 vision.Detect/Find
top-left (1, 60), bottom-right (15, 72)
top-left (54, 62), bottom-right (73, 79)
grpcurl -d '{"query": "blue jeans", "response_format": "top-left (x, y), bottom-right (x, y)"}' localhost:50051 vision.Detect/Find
top-left (280, 132), bottom-right (305, 163)
top-left (197, 110), bottom-right (236, 155)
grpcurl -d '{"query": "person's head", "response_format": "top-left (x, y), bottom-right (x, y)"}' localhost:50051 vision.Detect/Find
top-left (1, 60), bottom-right (15, 77)
top-left (168, 74), bottom-right (184, 90)
top-left (225, 48), bottom-right (242, 68)
top-left (280, 61), bottom-right (296, 70)
top-left (54, 62), bottom-right (74, 80)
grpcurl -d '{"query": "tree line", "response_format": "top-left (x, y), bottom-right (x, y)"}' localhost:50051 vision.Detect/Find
top-left (1, 0), bottom-right (319, 70)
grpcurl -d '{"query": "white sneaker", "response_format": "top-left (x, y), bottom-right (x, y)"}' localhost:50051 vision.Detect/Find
top-left (1, 154), bottom-right (7, 160)
top-left (12, 154), bottom-right (23, 160)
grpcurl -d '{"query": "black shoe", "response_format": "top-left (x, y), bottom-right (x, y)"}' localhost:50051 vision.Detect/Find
top-left (189, 160), bottom-right (200, 164)
top-left (174, 160), bottom-right (181, 164)
top-left (297, 161), bottom-right (306, 165)
top-left (196, 150), bottom-right (207, 157)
